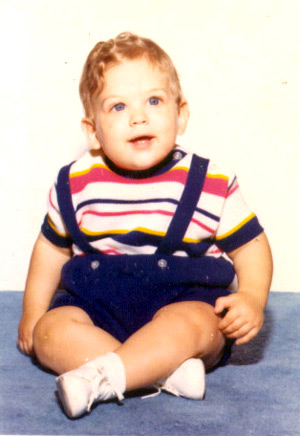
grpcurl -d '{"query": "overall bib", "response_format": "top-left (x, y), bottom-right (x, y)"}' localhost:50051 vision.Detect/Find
top-left (50, 154), bottom-right (235, 343)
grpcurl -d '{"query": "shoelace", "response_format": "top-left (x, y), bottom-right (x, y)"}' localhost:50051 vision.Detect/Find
top-left (141, 386), bottom-right (162, 400)
top-left (86, 368), bottom-right (124, 412)
top-left (141, 382), bottom-right (180, 400)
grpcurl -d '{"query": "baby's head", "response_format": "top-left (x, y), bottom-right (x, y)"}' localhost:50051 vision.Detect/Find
top-left (79, 32), bottom-right (189, 171)
top-left (80, 32), bottom-right (184, 121)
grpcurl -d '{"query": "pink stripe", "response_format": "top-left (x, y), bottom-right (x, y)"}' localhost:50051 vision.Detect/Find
top-left (79, 208), bottom-right (214, 234)
top-left (191, 217), bottom-right (215, 233)
top-left (70, 167), bottom-right (188, 194)
top-left (49, 186), bottom-right (57, 211)
top-left (101, 248), bottom-right (121, 255)
top-left (227, 184), bottom-right (239, 198)
top-left (208, 248), bottom-right (222, 254)
top-left (202, 178), bottom-right (228, 197)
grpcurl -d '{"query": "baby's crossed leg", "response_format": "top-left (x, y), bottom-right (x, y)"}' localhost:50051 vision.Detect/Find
top-left (33, 301), bottom-right (225, 417)
top-left (34, 300), bottom-right (225, 385)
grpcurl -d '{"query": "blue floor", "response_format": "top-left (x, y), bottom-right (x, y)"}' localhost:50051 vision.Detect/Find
top-left (0, 291), bottom-right (299, 436)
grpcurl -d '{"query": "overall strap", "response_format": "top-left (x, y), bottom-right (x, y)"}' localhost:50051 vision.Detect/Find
top-left (56, 163), bottom-right (99, 254)
top-left (156, 154), bottom-right (209, 255)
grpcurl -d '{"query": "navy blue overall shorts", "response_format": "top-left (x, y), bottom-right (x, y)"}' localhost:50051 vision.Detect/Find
top-left (50, 154), bottom-right (235, 363)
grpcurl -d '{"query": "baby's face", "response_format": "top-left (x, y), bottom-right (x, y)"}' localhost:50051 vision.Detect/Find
top-left (88, 57), bottom-right (188, 171)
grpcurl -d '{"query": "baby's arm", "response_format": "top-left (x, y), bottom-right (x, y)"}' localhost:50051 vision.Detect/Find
top-left (215, 232), bottom-right (273, 345)
top-left (18, 232), bottom-right (72, 355)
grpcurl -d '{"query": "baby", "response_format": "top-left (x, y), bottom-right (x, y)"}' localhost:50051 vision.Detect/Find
top-left (18, 32), bottom-right (273, 418)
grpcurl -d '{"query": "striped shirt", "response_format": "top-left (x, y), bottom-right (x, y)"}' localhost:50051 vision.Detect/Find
top-left (41, 147), bottom-right (263, 257)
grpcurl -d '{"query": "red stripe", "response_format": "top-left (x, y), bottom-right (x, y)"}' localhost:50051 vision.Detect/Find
top-left (78, 208), bottom-right (215, 234)
top-left (70, 167), bottom-right (188, 194)
top-left (202, 178), bottom-right (228, 197)
top-left (191, 217), bottom-right (215, 233)
top-left (227, 184), bottom-right (238, 198)
top-left (101, 248), bottom-right (121, 255)
top-left (49, 187), bottom-right (57, 211)
top-left (208, 248), bottom-right (222, 254)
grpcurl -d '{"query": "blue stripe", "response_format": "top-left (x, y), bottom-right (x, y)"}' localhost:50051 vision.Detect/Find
top-left (86, 231), bottom-right (213, 256)
top-left (41, 215), bottom-right (73, 248)
top-left (195, 207), bottom-right (220, 222)
top-left (216, 216), bottom-right (264, 252)
top-left (86, 230), bottom-right (162, 247)
top-left (227, 176), bottom-right (237, 192)
top-left (76, 199), bottom-right (220, 223)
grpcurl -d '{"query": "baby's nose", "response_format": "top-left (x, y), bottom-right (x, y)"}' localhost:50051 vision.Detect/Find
top-left (130, 107), bottom-right (148, 125)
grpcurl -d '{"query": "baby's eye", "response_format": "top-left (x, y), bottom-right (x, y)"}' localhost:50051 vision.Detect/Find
top-left (112, 103), bottom-right (126, 112)
top-left (149, 96), bottom-right (160, 105)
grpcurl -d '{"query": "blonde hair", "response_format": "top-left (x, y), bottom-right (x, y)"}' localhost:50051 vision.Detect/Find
top-left (79, 32), bottom-right (183, 119)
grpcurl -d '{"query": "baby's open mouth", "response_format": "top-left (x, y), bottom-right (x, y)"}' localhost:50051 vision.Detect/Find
top-left (129, 135), bottom-right (155, 148)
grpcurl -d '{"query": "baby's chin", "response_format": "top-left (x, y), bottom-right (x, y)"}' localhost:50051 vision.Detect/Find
top-left (115, 155), bottom-right (163, 172)
top-left (123, 158), bottom-right (163, 172)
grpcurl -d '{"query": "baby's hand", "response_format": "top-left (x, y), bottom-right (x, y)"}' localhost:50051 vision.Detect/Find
top-left (214, 292), bottom-right (264, 345)
top-left (17, 313), bottom-right (41, 356)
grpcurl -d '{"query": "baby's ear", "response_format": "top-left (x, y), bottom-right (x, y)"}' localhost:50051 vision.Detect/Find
top-left (177, 101), bottom-right (190, 135)
top-left (81, 118), bottom-right (101, 150)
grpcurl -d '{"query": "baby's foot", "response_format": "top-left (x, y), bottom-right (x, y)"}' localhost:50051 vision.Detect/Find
top-left (159, 358), bottom-right (205, 400)
top-left (56, 353), bottom-right (125, 418)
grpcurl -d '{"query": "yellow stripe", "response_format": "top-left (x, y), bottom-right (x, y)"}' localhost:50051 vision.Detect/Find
top-left (182, 236), bottom-right (202, 243)
top-left (170, 166), bottom-right (189, 172)
top-left (81, 228), bottom-right (129, 236)
top-left (135, 227), bottom-right (165, 237)
top-left (70, 163), bottom-right (189, 179)
top-left (81, 226), bottom-right (201, 243)
top-left (216, 213), bottom-right (256, 240)
top-left (70, 165), bottom-right (227, 180)
top-left (70, 163), bottom-right (110, 178)
top-left (206, 173), bottom-right (229, 181)
top-left (47, 216), bottom-right (68, 237)
top-left (81, 226), bottom-right (166, 237)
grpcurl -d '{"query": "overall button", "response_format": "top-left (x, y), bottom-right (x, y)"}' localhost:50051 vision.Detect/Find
top-left (173, 151), bottom-right (182, 160)
top-left (91, 260), bottom-right (100, 270)
top-left (158, 259), bottom-right (168, 269)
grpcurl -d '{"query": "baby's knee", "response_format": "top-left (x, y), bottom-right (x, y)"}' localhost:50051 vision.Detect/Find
top-left (33, 314), bottom-right (50, 346)
top-left (154, 302), bottom-right (198, 335)
top-left (33, 310), bottom-right (62, 360)
top-left (154, 301), bottom-right (224, 350)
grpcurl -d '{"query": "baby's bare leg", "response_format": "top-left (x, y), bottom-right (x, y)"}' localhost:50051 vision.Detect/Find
top-left (34, 301), bottom-right (224, 390)
top-left (33, 306), bottom-right (121, 374)
top-left (116, 301), bottom-right (225, 391)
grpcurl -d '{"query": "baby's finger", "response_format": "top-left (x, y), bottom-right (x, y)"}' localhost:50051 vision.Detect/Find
top-left (235, 326), bottom-right (258, 345)
top-left (218, 308), bottom-right (240, 331)
top-left (225, 321), bottom-right (252, 339)
top-left (214, 295), bottom-right (234, 315)
top-left (24, 341), bottom-right (31, 355)
top-left (25, 339), bottom-right (34, 356)
top-left (18, 338), bottom-right (32, 355)
top-left (221, 316), bottom-right (245, 335)
top-left (17, 338), bottom-right (26, 354)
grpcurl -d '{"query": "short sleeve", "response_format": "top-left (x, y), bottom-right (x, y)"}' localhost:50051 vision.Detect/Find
top-left (41, 182), bottom-right (72, 248)
top-left (215, 175), bottom-right (264, 253)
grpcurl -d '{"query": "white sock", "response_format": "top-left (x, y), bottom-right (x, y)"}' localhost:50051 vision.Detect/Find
top-left (86, 352), bottom-right (126, 398)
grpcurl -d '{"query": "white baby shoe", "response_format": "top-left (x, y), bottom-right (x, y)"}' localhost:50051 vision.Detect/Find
top-left (56, 352), bottom-right (126, 418)
top-left (159, 358), bottom-right (206, 400)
